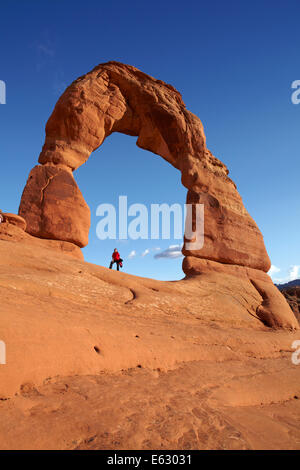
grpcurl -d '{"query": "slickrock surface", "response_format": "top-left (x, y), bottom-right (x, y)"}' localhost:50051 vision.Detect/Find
top-left (0, 228), bottom-right (299, 450)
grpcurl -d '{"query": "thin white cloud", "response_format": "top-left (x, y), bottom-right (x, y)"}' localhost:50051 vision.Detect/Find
top-left (34, 37), bottom-right (56, 72)
top-left (37, 43), bottom-right (55, 57)
top-left (154, 244), bottom-right (183, 259)
top-left (141, 249), bottom-right (150, 257)
top-left (289, 265), bottom-right (300, 281)
top-left (53, 70), bottom-right (67, 96)
top-left (271, 264), bottom-right (300, 284)
top-left (268, 265), bottom-right (281, 277)
top-left (33, 36), bottom-right (66, 97)
top-left (128, 250), bottom-right (136, 259)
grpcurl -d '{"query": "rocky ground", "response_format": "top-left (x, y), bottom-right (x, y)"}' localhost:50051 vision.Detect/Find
top-left (0, 222), bottom-right (299, 450)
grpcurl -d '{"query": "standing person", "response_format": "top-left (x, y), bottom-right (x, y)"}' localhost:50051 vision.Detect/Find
top-left (109, 248), bottom-right (123, 271)
top-left (0, 211), bottom-right (4, 224)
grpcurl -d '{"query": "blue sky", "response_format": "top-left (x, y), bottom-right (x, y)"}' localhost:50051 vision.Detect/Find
top-left (0, 0), bottom-right (299, 281)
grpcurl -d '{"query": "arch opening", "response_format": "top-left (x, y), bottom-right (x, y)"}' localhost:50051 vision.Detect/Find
top-left (77, 132), bottom-right (186, 280)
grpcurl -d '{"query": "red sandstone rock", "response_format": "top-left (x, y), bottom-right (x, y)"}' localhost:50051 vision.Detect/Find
top-left (0, 221), bottom-right (84, 260)
top-left (182, 257), bottom-right (299, 330)
top-left (183, 189), bottom-right (270, 272)
top-left (19, 165), bottom-right (90, 247)
top-left (2, 213), bottom-right (26, 231)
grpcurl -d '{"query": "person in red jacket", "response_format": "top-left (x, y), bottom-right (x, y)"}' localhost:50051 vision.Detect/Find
top-left (109, 248), bottom-right (123, 271)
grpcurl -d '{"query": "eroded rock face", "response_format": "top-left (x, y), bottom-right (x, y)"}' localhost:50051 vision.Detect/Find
top-left (0, 218), bottom-right (84, 260)
top-left (183, 189), bottom-right (270, 272)
top-left (2, 213), bottom-right (26, 231)
top-left (19, 165), bottom-right (90, 247)
top-left (183, 257), bottom-right (299, 330)
top-left (17, 61), bottom-right (297, 329)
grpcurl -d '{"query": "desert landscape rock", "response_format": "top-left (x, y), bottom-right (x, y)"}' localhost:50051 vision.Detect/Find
top-left (182, 257), bottom-right (298, 329)
top-left (18, 61), bottom-right (297, 329)
top-left (19, 164), bottom-right (90, 247)
top-left (1, 212), bottom-right (26, 230)
top-left (0, 217), bottom-right (83, 260)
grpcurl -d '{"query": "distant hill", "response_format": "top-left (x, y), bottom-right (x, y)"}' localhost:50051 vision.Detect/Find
top-left (276, 279), bottom-right (300, 323)
top-left (276, 279), bottom-right (300, 290)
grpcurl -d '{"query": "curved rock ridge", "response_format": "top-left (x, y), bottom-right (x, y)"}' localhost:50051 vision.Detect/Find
top-left (1, 212), bottom-right (26, 231)
top-left (0, 215), bottom-right (84, 260)
top-left (183, 257), bottom-right (299, 330)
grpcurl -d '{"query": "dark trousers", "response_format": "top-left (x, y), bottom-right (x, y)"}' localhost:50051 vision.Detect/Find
top-left (109, 260), bottom-right (120, 271)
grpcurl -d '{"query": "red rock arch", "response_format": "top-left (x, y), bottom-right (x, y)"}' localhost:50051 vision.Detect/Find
top-left (18, 62), bottom-right (299, 329)
top-left (19, 61), bottom-right (270, 270)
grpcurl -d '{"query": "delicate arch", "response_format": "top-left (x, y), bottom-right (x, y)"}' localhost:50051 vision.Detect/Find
top-left (19, 61), bottom-right (270, 273)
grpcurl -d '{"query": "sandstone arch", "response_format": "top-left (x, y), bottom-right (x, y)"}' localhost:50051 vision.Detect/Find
top-left (18, 61), bottom-right (298, 329)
